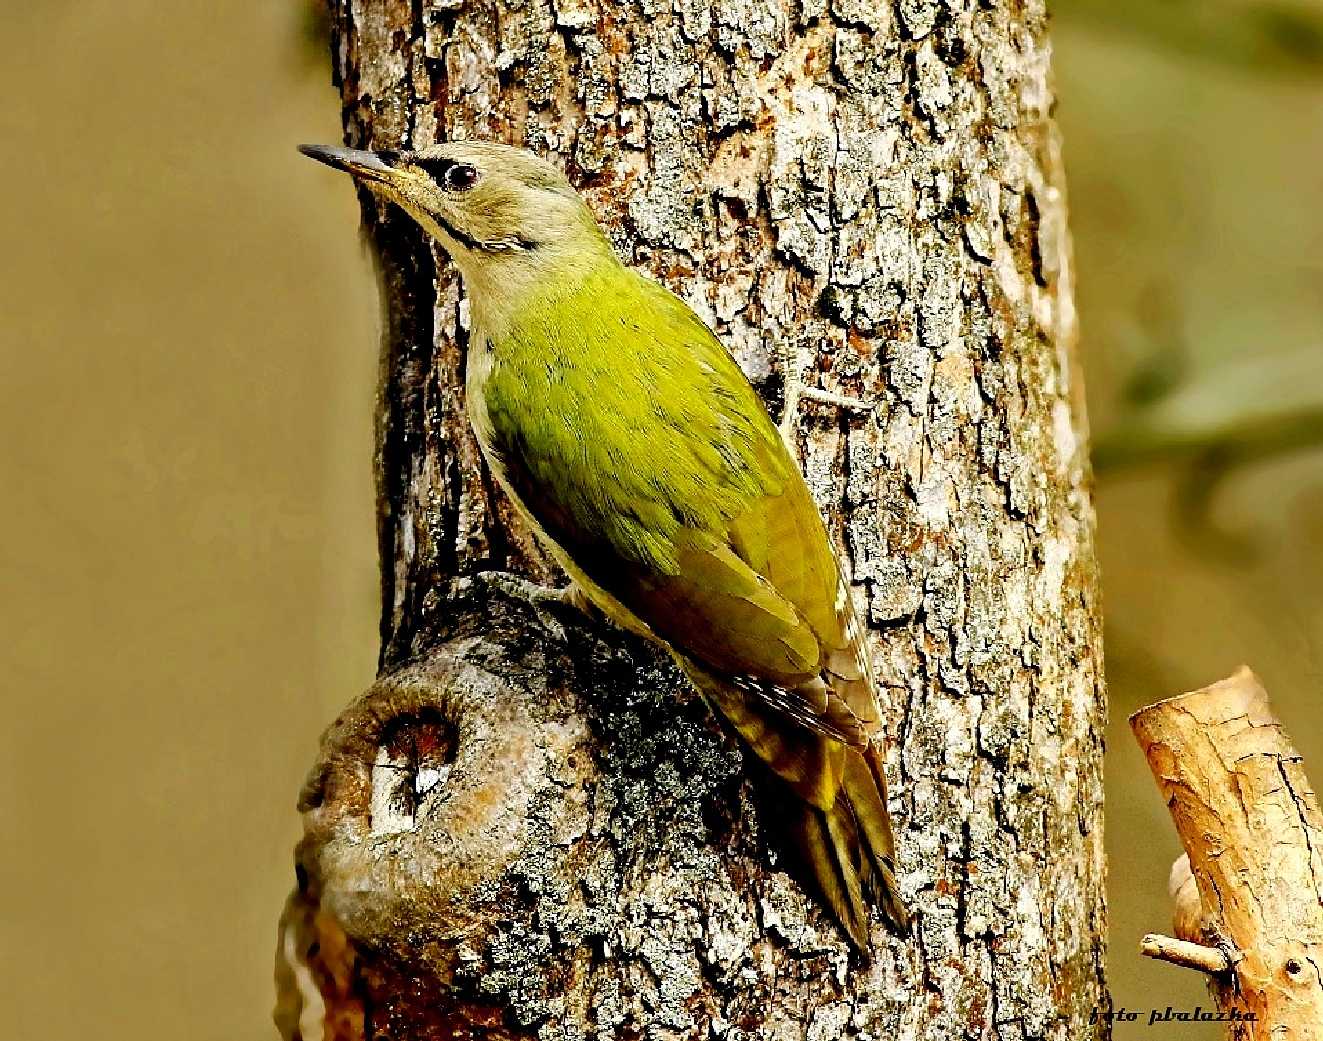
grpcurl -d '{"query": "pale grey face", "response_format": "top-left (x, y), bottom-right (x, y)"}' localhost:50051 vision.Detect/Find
top-left (298, 141), bottom-right (601, 262)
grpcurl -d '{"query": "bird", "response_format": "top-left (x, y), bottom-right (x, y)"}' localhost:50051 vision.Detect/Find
top-left (299, 139), bottom-right (909, 950)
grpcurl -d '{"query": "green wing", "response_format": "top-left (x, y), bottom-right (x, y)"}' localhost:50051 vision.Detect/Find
top-left (482, 267), bottom-right (879, 745)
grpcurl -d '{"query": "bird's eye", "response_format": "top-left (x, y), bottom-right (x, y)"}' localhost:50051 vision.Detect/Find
top-left (443, 164), bottom-right (479, 192)
top-left (415, 158), bottom-right (480, 192)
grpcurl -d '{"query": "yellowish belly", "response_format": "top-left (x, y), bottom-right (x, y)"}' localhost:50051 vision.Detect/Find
top-left (464, 336), bottom-right (656, 643)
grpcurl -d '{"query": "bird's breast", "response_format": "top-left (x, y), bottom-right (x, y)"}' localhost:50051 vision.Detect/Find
top-left (464, 333), bottom-right (499, 461)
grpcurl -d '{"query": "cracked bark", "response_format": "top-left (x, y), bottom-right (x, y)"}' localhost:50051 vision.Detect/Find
top-left (275, 1), bottom-right (1109, 1038)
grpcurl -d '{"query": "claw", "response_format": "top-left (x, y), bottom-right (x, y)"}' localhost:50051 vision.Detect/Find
top-left (473, 572), bottom-right (592, 640)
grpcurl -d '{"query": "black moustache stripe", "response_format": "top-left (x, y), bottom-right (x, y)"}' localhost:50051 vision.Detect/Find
top-left (432, 210), bottom-right (536, 254)
top-left (432, 210), bottom-right (485, 252)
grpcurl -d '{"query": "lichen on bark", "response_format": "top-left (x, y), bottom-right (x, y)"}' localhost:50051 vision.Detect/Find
top-left (277, 0), bottom-right (1110, 1037)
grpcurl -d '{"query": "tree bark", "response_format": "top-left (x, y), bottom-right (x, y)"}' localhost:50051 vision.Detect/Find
top-left (276, 1), bottom-right (1109, 1038)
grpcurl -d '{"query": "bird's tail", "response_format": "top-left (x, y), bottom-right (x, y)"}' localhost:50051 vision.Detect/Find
top-left (691, 671), bottom-right (909, 950)
top-left (786, 742), bottom-right (910, 949)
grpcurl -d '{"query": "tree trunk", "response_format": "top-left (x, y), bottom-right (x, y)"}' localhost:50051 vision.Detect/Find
top-left (276, 1), bottom-right (1109, 1038)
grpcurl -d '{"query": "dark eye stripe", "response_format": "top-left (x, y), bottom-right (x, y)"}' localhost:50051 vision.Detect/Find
top-left (416, 157), bottom-right (453, 182)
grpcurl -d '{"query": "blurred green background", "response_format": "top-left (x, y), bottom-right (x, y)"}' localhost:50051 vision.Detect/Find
top-left (2, 3), bottom-right (1320, 1038)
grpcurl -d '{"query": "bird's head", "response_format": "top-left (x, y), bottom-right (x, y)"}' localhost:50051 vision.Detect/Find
top-left (299, 141), bottom-right (612, 296)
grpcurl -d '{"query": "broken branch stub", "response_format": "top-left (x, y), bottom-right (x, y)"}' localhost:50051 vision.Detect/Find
top-left (1130, 667), bottom-right (1323, 1038)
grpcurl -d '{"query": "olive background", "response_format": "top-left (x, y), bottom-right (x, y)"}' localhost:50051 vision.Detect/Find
top-left (3, 3), bottom-right (1321, 1038)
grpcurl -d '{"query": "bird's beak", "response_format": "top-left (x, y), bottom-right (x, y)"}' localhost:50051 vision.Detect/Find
top-left (298, 144), bottom-right (398, 185)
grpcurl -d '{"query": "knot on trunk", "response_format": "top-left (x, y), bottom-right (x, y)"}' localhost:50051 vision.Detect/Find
top-left (275, 580), bottom-right (867, 1041)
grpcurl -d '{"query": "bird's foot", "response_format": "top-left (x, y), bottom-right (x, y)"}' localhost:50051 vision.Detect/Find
top-left (473, 572), bottom-right (591, 639)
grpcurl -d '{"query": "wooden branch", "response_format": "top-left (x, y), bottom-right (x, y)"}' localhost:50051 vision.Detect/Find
top-left (1131, 667), bottom-right (1323, 1038)
top-left (1139, 933), bottom-right (1232, 976)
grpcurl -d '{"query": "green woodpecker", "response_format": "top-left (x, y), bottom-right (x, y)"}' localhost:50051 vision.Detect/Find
top-left (300, 140), bottom-right (908, 948)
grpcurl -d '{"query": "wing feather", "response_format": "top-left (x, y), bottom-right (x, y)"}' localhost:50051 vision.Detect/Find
top-left (482, 268), bottom-right (882, 746)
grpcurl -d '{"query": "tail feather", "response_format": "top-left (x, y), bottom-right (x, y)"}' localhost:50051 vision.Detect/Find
top-left (790, 801), bottom-right (870, 949)
top-left (820, 746), bottom-right (910, 947)
top-left (689, 664), bottom-right (908, 948)
top-left (782, 757), bottom-right (909, 951)
top-left (843, 743), bottom-right (896, 863)
top-left (849, 745), bottom-right (911, 933)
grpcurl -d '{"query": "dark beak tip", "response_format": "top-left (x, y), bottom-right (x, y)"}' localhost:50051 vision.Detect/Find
top-left (297, 143), bottom-right (338, 166)
top-left (297, 143), bottom-right (394, 178)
